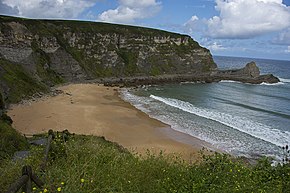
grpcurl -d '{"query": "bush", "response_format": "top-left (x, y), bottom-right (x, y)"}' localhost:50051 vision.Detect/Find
top-left (0, 119), bottom-right (29, 160)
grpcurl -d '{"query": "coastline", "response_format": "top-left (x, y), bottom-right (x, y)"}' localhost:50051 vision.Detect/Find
top-left (7, 83), bottom-right (214, 161)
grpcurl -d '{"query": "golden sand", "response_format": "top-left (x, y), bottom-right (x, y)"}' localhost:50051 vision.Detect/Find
top-left (8, 84), bottom-right (213, 161)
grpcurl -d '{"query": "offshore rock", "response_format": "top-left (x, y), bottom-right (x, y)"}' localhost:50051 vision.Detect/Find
top-left (213, 61), bottom-right (279, 84)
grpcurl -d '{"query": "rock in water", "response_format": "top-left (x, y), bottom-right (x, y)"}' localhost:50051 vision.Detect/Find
top-left (243, 61), bottom-right (260, 78)
top-left (214, 61), bottom-right (279, 84)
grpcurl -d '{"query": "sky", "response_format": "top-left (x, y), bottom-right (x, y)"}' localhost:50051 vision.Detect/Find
top-left (0, 0), bottom-right (290, 61)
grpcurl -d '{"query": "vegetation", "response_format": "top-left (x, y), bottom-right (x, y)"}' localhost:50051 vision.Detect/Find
top-left (1, 133), bottom-right (290, 193)
top-left (117, 49), bottom-right (139, 75)
top-left (0, 117), bottom-right (29, 160)
top-left (30, 41), bottom-right (65, 86)
top-left (0, 58), bottom-right (48, 104)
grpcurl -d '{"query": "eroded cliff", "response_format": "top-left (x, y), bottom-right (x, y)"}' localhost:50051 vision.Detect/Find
top-left (0, 15), bottom-right (216, 103)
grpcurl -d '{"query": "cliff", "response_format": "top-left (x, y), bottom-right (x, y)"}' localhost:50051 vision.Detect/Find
top-left (0, 15), bottom-right (216, 103)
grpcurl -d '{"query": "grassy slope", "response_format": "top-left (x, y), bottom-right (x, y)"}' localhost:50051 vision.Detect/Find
top-left (0, 118), bottom-right (29, 160)
top-left (0, 58), bottom-right (46, 160)
top-left (0, 58), bottom-right (48, 104)
top-left (1, 134), bottom-right (290, 193)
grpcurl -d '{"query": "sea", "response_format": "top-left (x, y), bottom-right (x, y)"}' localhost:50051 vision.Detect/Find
top-left (120, 56), bottom-right (290, 160)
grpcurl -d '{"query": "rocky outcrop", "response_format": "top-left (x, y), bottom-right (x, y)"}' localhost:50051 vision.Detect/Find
top-left (101, 62), bottom-right (279, 87)
top-left (212, 61), bottom-right (279, 84)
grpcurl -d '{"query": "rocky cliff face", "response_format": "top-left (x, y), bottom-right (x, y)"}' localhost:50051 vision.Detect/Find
top-left (0, 15), bottom-right (216, 103)
top-left (0, 16), bottom-right (216, 80)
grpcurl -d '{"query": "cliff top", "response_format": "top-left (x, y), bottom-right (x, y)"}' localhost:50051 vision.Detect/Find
top-left (0, 15), bottom-right (192, 39)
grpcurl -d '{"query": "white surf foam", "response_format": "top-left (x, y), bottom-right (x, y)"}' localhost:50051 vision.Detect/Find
top-left (260, 82), bottom-right (285, 86)
top-left (120, 89), bottom-right (153, 113)
top-left (279, 78), bottom-right (290, 83)
top-left (220, 80), bottom-right (238, 83)
top-left (150, 95), bottom-right (290, 147)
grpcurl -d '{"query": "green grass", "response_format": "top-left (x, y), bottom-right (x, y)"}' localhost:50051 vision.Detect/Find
top-left (117, 49), bottom-right (139, 76)
top-left (0, 58), bottom-right (48, 103)
top-left (1, 133), bottom-right (290, 193)
top-left (0, 117), bottom-right (29, 160)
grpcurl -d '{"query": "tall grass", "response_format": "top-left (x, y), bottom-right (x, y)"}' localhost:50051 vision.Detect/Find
top-left (1, 134), bottom-right (290, 193)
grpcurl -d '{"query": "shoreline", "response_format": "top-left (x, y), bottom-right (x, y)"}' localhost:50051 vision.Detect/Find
top-left (7, 83), bottom-right (215, 161)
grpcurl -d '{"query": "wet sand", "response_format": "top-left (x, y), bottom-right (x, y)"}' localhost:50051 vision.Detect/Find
top-left (7, 84), bottom-right (213, 161)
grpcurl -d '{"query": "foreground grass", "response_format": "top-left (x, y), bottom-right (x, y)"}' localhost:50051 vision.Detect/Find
top-left (1, 134), bottom-right (290, 193)
top-left (0, 118), bottom-right (29, 160)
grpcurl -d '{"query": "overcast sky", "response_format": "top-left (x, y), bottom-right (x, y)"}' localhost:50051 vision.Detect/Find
top-left (1, 0), bottom-right (290, 60)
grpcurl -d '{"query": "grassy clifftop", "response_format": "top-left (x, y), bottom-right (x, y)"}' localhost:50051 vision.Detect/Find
top-left (1, 133), bottom-right (289, 192)
top-left (0, 15), bottom-right (197, 38)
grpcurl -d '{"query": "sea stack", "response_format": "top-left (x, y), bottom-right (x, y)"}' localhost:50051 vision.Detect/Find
top-left (213, 61), bottom-right (280, 84)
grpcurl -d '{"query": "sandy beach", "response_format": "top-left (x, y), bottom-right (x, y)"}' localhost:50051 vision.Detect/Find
top-left (7, 84), bottom-right (212, 161)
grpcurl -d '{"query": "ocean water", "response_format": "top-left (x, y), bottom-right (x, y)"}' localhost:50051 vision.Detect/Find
top-left (121, 56), bottom-right (290, 160)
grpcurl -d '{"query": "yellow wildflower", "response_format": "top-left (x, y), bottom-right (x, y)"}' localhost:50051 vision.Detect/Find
top-left (43, 189), bottom-right (48, 192)
top-left (81, 178), bottom-right (85, 183)
top-left (57, 187), bottom-right (61, 192)
top-left (61, 182), bottom-right (65, 185)
top-left (33, 187), bottom-right (37, 191)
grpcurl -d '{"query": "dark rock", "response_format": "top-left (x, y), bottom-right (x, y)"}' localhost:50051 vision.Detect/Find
top-left (244, 61), bottom-right (260, 78)
top-left (13, 150), bottom-right (30, 161)
top-left (1, 113), bottom-right (13, 125)
top-left (29, 138), bottom-right (47, 146)
top-left (252, 74), bottom-right (280, 84)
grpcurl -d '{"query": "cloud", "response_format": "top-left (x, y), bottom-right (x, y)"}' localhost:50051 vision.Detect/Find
top-left (208, 42), bottom-right (227, 51)
top-left (98, 0), bottom-right (161, 23)
top-left (273, 28), bottom-right (290, 44)
top-left (207, 0), bottom-right (290, 39)
top-left (183, 15), bottom-right (200, 33)
top-left (0, 0), bottom-right (19, 15)
top-left (285, 46), bottom-right (290, 53)
top-left (1, 0), bottom-right (96, 19)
